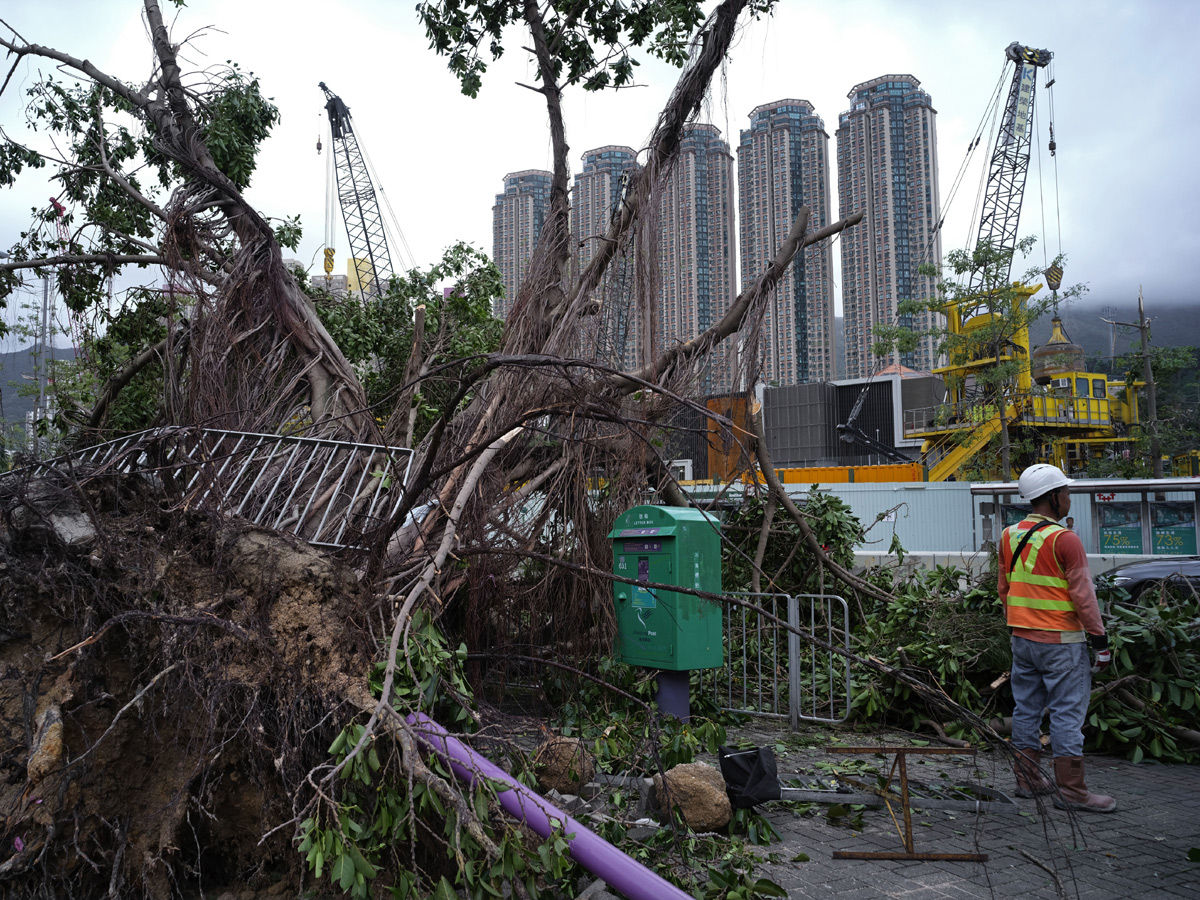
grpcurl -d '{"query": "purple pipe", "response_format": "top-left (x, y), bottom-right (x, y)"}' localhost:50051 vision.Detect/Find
top-left (407, 713), bottom-right (694, 900)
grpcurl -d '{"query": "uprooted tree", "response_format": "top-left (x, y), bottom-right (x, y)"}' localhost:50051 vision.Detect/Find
top-left (0, 1), bottom-right (1006, 896)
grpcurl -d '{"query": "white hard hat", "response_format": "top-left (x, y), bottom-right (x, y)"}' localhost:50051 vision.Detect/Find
top-left (1018, 463), bottom-right (1072, 501)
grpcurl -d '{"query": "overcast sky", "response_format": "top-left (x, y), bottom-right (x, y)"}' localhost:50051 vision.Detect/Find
top-left (1, 0), bottom-right (1197, 355)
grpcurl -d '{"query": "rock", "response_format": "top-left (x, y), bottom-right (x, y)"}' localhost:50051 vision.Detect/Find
top-left (10, 482), bottom-right (96, 550)
top-left (534, 737), bottom-right (596, 795)
top-left (653, 762), bottom-right (731, 831)
top-left (577, 781), bottom-right (603, 801)
top-left (576, 878), bottom-right (620, 899)
top-left (625, 822), bottom-right (659, 842)
top-left (637, 776), bottom-right (656, 814)
top-left (27, 705), bottom-right (64, 785)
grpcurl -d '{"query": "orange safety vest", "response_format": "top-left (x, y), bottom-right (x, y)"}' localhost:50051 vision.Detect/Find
top-left (1003, 517), bottom-right (1083, 633)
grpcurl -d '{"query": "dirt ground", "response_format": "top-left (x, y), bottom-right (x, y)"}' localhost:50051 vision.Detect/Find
top-left (0, 471), bottom-right (379, 898)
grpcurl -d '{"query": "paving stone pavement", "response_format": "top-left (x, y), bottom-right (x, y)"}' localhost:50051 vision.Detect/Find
top-left (724, 726), bottom-right (1200, 900)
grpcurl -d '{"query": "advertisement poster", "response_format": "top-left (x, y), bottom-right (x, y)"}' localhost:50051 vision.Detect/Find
top-left (1098, 501), bottom-right (1143, 554)
top-left (1151, 501), bottom-right (1197, 555)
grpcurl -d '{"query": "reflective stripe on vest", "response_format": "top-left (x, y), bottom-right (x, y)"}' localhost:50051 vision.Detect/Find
top-left (1004, 519), bottom-right (1083, 632)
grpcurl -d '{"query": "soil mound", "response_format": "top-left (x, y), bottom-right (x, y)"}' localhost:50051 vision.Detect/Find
top-left (0, 467), bottom-right (378, 897)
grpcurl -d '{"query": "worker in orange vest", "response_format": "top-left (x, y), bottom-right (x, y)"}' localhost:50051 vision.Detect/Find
top-left (998, 463), bottom-right (1116, 813)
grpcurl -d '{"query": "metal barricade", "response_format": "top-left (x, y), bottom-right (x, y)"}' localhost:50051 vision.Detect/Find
top-left (788, 593), bottom-right (852, 726)
top-left (1, 426), bottom-right (413, 550)
top-left (701, 592), bottom-right (851, 727)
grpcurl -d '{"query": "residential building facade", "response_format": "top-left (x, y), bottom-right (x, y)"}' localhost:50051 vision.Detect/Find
top-left (836, 75), bottom-right (942, 379)
top-left (571, 146), bottom-right (640, 367)
top-left (491, 169), bottom-right (552, 319)
top-left (658, 124), bottom-right (739, 391)
top-left (738, 100), bottom-right (836, 387)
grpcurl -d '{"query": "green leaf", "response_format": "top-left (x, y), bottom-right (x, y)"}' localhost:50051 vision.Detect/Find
top-left (328, 728), bottom-right (348, 756)
top-left (346, 842), bottom-right (377, 879)
top-left (431, 875), bottom-right (458, 900)
top-left (331, 851), bottom-right (355, 892)
top-left (750, 878), bottom-right (790, 897)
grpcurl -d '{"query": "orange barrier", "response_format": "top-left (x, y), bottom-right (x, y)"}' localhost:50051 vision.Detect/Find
top-left (744, 462), bottom-right (926, 485)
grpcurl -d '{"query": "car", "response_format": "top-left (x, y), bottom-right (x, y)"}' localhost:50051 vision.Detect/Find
top-left (1098, 556), bottom-right (1200, 599)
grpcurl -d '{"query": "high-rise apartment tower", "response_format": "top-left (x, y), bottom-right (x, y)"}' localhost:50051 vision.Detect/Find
top-left (836, 75), bottom-right (942, 379)
top-left (737, 100), bottom-right (835, 386)
top-left (492, 169), bottom-right (552, 319)
top-left (571, 146), bottom-right (639, 367)
top-left (659, 124), bottom-right (739, 390)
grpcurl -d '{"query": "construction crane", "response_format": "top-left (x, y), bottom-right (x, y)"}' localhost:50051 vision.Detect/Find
top-left (319, 82), bottom-right (393, 301)
top-left (963, 42), bottom-right (1053, 309)
top-left (905, 43), bottom-right (1144, 480)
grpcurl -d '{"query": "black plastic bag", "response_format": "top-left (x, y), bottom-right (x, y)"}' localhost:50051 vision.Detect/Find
top-left (718, 745), bottom-right (781, 809)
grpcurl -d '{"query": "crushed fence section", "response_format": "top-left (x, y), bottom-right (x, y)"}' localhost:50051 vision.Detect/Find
top-left (701, 592), bottom-right (850, 727)
top-left (6, 427), bottom-right (413, 550)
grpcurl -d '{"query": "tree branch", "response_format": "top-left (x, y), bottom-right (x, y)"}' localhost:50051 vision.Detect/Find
top-left (612, 208), bottom-right (863, 391)
top-left (1, 253), bottom-right (168, 272)
top-left (87, 325), bottom-right (188, 429)
top-left (559, 0), bottom-right (751, 322)
top-left (748, 391), bottom-right (895, 604)
top-left (92, 90), bottom-right (169, 225)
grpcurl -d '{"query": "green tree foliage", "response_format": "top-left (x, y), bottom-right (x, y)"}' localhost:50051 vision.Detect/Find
top-left (1090, 579), bottom-right (1200, 764)
top-left (2, 66), bottom-right (286, 315)
top-left (722, 491), bottom-right (862, 596)
top-left (53, 292), bottom-right (173, 435)
top-left (1089, 344), bottom-right (1200, 477)
top-left (314, 242), bottom-right (504, 443)
top-left (874, 238), bottom-right (1072, 400)
top-left (851, 564), bottom-right (1011, 736)
top-left (196, 64), bottom-right (280, 192)
top-left (0, 41), bottom-right (304, 435)
top-left (417, 0), bottom-right (775, 97)
top-left (873, 237), bottom-right (1087, 478)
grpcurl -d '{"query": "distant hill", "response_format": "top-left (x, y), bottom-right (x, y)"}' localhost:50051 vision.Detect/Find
top-left (1035, 299), bottom-right (1199, 361)
top-left (0, 346), bottom-right (77, 428)
top-left (830, 299), bottom-right (1198, 379)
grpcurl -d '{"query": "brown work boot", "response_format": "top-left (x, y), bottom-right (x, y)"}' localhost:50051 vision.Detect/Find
top-left (1013, 747), bottom-right (1053, 798)
top-left (1053, 756), bottom-right (1117, 813)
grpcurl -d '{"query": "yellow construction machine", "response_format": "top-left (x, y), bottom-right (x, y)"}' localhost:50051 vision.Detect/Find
top-left (901, 43), bottom-right (1141, 481)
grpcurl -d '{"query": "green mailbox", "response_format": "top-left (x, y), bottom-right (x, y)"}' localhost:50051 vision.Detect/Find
top-left (608, 505), bottom-right (723, 671)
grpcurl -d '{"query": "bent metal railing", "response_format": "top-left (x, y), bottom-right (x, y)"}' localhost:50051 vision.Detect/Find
top-left (700, 592), bottom-right (851, 727)
top-left (5, 426), bottom-right (413, 550)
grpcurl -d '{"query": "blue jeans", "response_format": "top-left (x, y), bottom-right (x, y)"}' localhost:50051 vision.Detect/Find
top-left (1010, 637), bottom-right (1091, 758)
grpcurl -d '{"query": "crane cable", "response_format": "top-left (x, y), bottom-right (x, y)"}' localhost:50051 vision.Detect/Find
top-left (1047, 57), bottom-right (1062, 260)
top-left (1035, 95), bottom-right (1048, 273)
top-left (962, 63), bottom-right (1007, 258)
top-left (1033, 57), bottom-right (1064, 277)
top-left (323, 113), bottom-right (337, 287)
top-left (914, 58), bottom-right (1009, 271)
top-left (353, 118), bottom-right (416, 274)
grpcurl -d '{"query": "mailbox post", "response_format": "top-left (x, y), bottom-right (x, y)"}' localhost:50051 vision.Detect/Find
top-left (608, 505), bottom-right (723, 720)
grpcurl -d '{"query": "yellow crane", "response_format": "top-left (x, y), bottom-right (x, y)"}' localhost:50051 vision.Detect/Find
top-left (903, 44), bottom-right (1141, 480)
